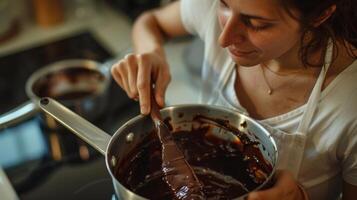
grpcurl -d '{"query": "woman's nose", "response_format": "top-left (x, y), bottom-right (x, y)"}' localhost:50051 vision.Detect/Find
top-left (218, 17), bottom-right (246, 48)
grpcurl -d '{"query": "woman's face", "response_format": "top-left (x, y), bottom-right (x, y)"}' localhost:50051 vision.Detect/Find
top-left (218, 0), bottom-right (301, 66)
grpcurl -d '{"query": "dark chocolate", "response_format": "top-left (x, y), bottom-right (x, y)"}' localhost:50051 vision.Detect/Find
top-left (115, 116), bottom-right (272, 200)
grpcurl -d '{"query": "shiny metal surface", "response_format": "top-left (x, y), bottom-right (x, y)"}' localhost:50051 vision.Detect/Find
top-left (39, 98), bottom-right (278, 200)
top-left (39, 98), bottom-right (111, 155)
top-left (0, 102), bottom-right (39, 129)
top-left (107, 103), bottom-right (278, 200)
top-left (0, 59), bottom-right (112, 128)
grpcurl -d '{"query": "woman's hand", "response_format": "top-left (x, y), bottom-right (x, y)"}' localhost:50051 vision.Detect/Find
top-left (247, 170), bottom-right (309, 200)
top-left (111, 51), bottom-right (171, 115)
top-left (111, 1), bottom-right (187, 115)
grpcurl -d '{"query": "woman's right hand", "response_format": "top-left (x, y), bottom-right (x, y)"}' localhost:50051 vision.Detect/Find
top-left (111, 51), bottom-right (171, 115)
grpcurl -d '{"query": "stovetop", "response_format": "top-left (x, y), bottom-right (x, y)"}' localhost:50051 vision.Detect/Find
top-left (0, 31), bottom-right (139, 200)
top-left (0, 31), bottom-right (114, 114)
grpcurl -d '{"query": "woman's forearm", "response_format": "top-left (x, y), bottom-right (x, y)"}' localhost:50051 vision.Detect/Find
top-left (132, 11), bottom-right (167, 56)
top-left (132, 1), bottom-right (188, 56)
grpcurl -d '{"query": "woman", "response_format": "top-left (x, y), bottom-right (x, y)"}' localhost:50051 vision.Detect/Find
top-left (111, 0), bottom-right (357, 199)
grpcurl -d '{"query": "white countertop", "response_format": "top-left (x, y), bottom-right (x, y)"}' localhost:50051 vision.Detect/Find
top-left (0, 1), bottom-right (201, 105)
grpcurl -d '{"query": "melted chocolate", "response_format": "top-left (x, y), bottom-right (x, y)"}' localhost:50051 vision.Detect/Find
top-left (150, 94), bottom-right (204, 199)
top-left (156, 122), bottom-right (205, 199)
top-left (33, 67), bottom-right (104, 100)
top-left (115, 117), bottom-right (273, 200)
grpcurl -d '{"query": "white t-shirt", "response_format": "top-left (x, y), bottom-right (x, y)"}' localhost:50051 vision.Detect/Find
top-left (180, 0), bottom-right (357, 199)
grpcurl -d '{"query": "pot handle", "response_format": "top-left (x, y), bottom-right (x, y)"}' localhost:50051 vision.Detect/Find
top-left (39, 97), bottom-right (111, 155)
top-left (0, 101), bottom-right (39, 129)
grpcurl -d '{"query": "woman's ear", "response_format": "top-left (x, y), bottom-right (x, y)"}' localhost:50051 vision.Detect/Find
top-left (313, 5), bottom-right (336, 27)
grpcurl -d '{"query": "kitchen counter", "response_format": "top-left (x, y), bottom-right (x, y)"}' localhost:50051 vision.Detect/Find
top-left (0, 1), bottom-right (201, 105)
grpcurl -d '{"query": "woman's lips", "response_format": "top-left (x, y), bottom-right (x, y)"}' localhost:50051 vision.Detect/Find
top-left (228, 48), bottom-right (256, 57)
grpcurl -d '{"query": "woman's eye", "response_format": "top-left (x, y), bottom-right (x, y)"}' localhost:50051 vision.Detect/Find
top-left (243, 19), bottom-right (273, 31)
top-left (219, 0), bottom-right (228, 8)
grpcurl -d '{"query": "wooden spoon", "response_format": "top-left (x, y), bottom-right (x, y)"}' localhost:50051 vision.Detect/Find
top-left (150, 92), bottom-right (205, 200)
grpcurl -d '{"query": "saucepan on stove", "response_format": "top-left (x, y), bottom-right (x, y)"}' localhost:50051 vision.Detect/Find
top-left (0, 59), bottom-right (113, 128)
top-left (39, 97), bottom-right (278, 200)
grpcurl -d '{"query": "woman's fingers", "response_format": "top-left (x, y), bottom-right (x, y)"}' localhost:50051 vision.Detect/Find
top-left (117, 61), bottom-right (133, 98)
top-left (247, 170), bottom-right (303, 200)
top-left (111, 63), bottom-right (124, 89)
top-left (111, 52), bottom-right (170, 115)
top-left (137, 54), bottom-right (152, 114)
top-left (111, 56), bottom-right (139, 100)
top-left (125, 54), bottom-right (139, 99)
top-left (111, 61), bottom-right (130, 94)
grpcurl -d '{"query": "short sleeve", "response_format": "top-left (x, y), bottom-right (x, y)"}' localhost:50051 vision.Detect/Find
top-left (340, 124), bottom-right (357, 185)
top-left (337, 90), bottom-right (357, 185)
top-left (338, 88), bottom-right (357, 186)
top-left (180, 0), bottom-right (215, 39)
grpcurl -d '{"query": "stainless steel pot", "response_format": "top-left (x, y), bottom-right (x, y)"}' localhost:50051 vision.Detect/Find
top-left (0, 59), bottom-right (113, 128)
top-left (39, 97), bottom-right (278, 200)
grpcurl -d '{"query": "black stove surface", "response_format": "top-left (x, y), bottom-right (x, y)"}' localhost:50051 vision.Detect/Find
top-left (0, 31), bottom-right (114, 114)
top-left (0, 31), bottom-right (139, 200)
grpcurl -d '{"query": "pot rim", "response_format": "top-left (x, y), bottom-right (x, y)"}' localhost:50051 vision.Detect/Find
top-left (0, 59), bottom-right (112, 129)
top-left (105, 103), bottom-right (278, 200)
top-left (25, 59), bottom-right (111, 101)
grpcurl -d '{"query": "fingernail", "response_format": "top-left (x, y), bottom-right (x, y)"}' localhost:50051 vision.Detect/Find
top-left (141, 105), bottom-right (148, 114)
top-left (158, 97), bottom-right (164, 107)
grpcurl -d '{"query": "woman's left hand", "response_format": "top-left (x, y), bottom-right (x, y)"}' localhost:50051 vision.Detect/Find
top-left (247, 170), bottom-right (308, 200)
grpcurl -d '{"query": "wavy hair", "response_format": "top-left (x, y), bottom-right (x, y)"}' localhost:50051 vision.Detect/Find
top-left (278, 0), bottom-right (357, 67)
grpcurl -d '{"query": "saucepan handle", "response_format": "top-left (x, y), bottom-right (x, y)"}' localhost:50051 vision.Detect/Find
top-left (39, 97), bottom-right (111, 155)
top-left (0, 101), bottom-right (39, 129)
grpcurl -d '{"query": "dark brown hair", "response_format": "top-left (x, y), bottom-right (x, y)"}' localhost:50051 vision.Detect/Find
top-left (278, 0), bottom-right (357, 67)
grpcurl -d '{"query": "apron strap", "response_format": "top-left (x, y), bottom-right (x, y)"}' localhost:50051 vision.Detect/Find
top-left (297, 41), bottom-right (334, 133)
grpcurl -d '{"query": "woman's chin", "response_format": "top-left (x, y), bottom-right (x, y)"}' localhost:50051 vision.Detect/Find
top-left (232, 57), bottom-right (260, 67)
top-left (229, 52), bottom-right (261, 67)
